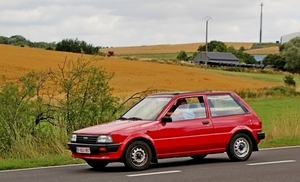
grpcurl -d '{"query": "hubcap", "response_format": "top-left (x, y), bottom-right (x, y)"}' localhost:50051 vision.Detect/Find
top-left (131, 147), bottom-right (147, 166)
top-left (233, 137), bottom-right (249, 158)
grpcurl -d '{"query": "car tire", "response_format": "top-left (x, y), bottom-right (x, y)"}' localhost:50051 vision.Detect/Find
top-left (190, 154), bottom-right (207, 161)
top-left (85, 160), bottom-right (109, 169)
top-left (227, 133), bottom-right (253, 161)
top-left (124, 141), bottom-right (152, 171)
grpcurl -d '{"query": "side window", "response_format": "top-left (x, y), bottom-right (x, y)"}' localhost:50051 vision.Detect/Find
top-left (168, 96), bottom-right (206, 121)
top-left (207, 94), bottom-right (246, 117)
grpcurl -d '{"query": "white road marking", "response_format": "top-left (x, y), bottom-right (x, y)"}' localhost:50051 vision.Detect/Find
top-left (247, 160), bottom-right (296, 166)
top-left (127, 170), bottom-right (181, 177)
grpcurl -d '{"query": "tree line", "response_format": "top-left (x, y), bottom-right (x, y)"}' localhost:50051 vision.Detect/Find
top-left (263, 37), bottom-right (300, 73)
top-left (0, 35), bottom-right (108, 55)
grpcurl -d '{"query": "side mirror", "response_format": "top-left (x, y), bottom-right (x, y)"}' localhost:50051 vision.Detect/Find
top-left (161, 116), bottom-right (172, 123)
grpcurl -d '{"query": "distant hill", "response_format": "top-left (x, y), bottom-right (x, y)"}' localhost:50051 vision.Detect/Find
top-left (101, 42), bottom-right (279, 56)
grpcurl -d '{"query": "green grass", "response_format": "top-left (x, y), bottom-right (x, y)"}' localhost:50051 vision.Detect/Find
top-left (0, 154), bottom-right (85, 170)
top-left (251, 42), bottom-right (280, 49)
top-left (247, 97), bottom-right (300, 148)
top-left (201, 68), bottom-right (300, 85)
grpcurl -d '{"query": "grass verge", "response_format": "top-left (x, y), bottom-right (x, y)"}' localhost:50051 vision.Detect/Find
top-left (0, 154), bottom-right (85, 171)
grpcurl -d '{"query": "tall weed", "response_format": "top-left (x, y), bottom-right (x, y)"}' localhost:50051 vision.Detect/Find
top-left (236, 86), bottom-right (299, 99)
top-left (265, 108), bottom-right (300, 141)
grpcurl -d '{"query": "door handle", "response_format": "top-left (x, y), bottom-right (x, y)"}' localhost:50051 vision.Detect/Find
top-left (202, 120), bottom-right (210, 124)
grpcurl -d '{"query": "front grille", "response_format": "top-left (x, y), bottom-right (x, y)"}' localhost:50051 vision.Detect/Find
top-left (76, 135), bottom-right (98, 144)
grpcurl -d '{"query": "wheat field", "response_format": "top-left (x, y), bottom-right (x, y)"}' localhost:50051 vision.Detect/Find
top-left (0, 44), bottom-right (278, 98)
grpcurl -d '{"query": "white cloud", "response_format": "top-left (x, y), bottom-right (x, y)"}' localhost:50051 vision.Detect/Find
top-left (0, 0), bottom-right (299, 47)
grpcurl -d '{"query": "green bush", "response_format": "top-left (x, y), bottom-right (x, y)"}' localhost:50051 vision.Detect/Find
top-left (283, 75), bottom-right (296, 87)
top-left (176, 50), bottom-right (188, 61)
top-left (0, 56), bottom-right (121, 158)
top-left (55, 38), bottom-right (100, 55)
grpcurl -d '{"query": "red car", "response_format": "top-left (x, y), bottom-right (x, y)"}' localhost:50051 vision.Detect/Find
top-left (67, 91), bottom-right (265, 170)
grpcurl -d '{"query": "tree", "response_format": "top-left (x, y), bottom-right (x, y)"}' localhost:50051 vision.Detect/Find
top-left (281, 37), bottom-right (300, 73)
top-left (49, 56), bottom-right (119, 132)
top-left (262, 54), bottom-right (286, 70)
top-left (177, 50), bottom-right (188, 61)
top-left (197, 40), bottom-right (227, 52)
top-left (227, 46), bottom-right (237, 54)
top-left (0, 36), bottom-right (9, 44)
top-left (234, 51), bottom-right (257, 64)
top-left (55, 38), bottom-right (99, 55)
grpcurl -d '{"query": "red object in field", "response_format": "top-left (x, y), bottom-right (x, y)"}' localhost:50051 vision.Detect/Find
top-left (107, 51), bottom-right (114, 57)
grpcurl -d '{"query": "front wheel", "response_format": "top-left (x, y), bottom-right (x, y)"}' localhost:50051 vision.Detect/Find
top-left (227, 133), bottom-right (253, 161)
top-left (124, 141), bottom-right (152, 171)
top-left (85, 160), bottom-right (109, 169)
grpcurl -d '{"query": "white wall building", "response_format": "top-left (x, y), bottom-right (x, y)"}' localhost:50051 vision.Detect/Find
top-left (280, 32), bottom-right (300, 44)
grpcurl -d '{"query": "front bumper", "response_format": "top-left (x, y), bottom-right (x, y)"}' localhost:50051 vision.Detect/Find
top-left (257, 132), bottom-right (265, 140)
top-left (67, 142), bottom-right (120, 154)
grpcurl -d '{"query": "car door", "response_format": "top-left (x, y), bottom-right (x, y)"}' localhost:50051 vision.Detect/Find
top-left (157, 96), bottom-right (214, 157)
top-left (207, 94), bottom-right (248, 150)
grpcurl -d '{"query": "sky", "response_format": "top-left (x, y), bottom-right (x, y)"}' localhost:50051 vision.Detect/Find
top-left (1, 0), bottom-right (300, 47)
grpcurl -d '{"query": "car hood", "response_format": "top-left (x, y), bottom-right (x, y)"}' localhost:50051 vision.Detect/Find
top-left (73, 119), bottom-right (156, 134)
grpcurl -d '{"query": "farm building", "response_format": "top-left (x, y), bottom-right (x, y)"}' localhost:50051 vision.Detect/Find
top-left (193, 51), bottom-right (239, 66)
top-left (280, 32), bottom-right (300, 44)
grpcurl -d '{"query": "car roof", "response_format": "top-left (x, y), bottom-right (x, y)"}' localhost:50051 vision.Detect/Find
top-left (149, 90), bottom-right (235, 97)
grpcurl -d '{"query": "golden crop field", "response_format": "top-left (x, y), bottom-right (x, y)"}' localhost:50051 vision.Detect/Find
top-left (0, 44), bottom-right (278, 98)
top-left (246, 46), bottom-right (280, 54)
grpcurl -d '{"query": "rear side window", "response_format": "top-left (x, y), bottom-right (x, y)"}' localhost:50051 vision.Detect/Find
top-left (207, 94), bottom-right (246, 117)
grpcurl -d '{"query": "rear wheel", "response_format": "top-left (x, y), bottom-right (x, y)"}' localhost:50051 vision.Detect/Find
top-left (124, 141), bottom-right (152, 171)
top-left (85, 160), bottom-right (109, 169)
top-left (227, 133), bottom-right (253, 161)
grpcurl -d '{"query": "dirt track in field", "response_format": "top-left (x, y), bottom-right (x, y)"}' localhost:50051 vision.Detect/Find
top-left (0, 44), bottom-right (278, 98)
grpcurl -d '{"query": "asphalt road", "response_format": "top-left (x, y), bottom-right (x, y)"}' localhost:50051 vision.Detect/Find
top-left (1, 146), bottom-right (299, 182)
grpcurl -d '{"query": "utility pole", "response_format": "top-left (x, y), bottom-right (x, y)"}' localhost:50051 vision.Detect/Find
top-left (259, 2), bottom-right (263, 43)
top-left (203, 16), bottom-right (211, 69)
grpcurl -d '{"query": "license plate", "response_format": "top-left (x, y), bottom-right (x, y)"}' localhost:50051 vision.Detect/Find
top-left (76, 147), bottom-right (91, 154)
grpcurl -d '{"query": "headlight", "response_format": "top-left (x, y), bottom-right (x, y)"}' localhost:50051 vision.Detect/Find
top-left (97, 135), bottom-right (113, 143)
top-left (71, 134), bottom-right (77, 142)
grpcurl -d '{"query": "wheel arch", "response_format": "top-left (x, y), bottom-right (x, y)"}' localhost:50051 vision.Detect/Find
top-left (121, 137), bottom-right (158, 163)
top-left (227, 130), bottom-right (258, 151)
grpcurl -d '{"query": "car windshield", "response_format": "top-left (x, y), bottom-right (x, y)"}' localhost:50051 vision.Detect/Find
top-left (121, 97), bottom-right (172, 120)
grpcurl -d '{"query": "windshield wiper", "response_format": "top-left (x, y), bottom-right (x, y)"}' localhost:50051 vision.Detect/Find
top-left (119, 117), bottom-right (143, 120)
top-left (127, 117), bottom-right (143, 120)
